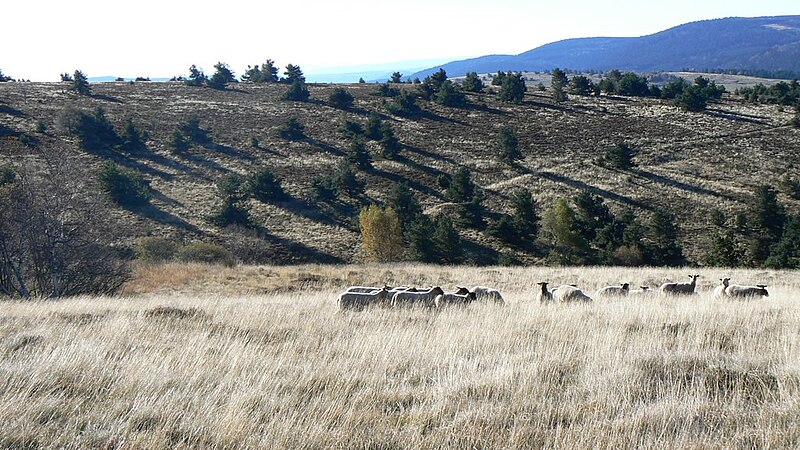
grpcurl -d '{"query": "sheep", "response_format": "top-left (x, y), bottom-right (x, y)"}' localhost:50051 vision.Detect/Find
top-left (536, 282), bottom-right (553, 303)
top-left (434, 291), bottom-right (477, 308)
top-left (725, 283), bottom-right (769, 299)
top-left (659, 274), bottom-right (700, 296)
top-left (391, 286), bottom-right (445, 308)
top-left (345, 285), bottom-right (391, 294)
top-left (628, 286), bottom-right (652, 296)
top-left (552, 285), bottom-right (593, 303)
top-left (596, 283), bottom-right (630, 297)
top-left (713, 278), bottom-right (731, 299)
top-left (470, 286), bottom-right (505, 305)
top-left (337, 286), bottom-right (391, 310)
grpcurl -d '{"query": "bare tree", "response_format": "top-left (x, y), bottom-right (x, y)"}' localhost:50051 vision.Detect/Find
top-left (0, 146), bottom-right (130, 298)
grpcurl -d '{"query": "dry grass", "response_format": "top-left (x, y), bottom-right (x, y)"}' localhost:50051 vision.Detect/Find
top-left (2, 263), bottom-right (800, 449)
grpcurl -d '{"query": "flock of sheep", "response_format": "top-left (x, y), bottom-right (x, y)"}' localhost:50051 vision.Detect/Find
top-left (537, 274), bottom-right (770, 303)
top-left (337, 274), bottom-right (770, 310)
top-left (337, 285), bottom-right (503, 310)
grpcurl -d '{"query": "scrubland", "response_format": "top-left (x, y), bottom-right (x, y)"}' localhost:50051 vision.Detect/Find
top-left (1, 264), bottom-right (799, 449)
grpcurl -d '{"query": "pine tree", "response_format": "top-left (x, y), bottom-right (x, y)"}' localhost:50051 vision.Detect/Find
top-left (328, 88), bottom-right (354, 109)
top-left (540, 198), bottom-right (590, 264)
top-left (387, 182), bottom-right (422, 229)
top-left (282, 64), bottom-right (305, 84)
top-left (71, 70), bottom-right (91, 95)
top-left (510, 188), bottom-right (539, 238)
top-left (279, 117), bottom-right (305, 141)
top-left (433, 216), bottom-right (463, 264)
top-left (347, 138), bottom-right (372, 170)
top-left (284, 80), bottom-right (310, 101)
top-left (551, 68), bottom-right (569, 103)
top-left (498, 72), bottom-right (526, 104)
top-left (389, 72), bottom-right (403, 83)
top-left (644, 210), bottom-right (685, 266)
top-left (461, 72), bottom-right (484, 93)
top-left (602, 142), bottom-right (638, 169)
top-left (379, 122), bottom-right (400, 159)
top-left (365, 113), bottom-right (383, 140)
top-left (497, 127), bottom-right (521, 163)
top-left (185, 65), bottom-right (208, 87)
top-left (207, 62), bottom-right (236, 89)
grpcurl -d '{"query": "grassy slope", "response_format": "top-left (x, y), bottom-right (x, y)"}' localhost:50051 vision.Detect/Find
top-left (1, 264), bottom-right (799, 449)
top-left (0, 81), bottom-right (798, 263)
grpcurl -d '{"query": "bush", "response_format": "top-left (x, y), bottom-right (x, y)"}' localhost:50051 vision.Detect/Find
top-left (284, 80), bottom-right (310, 101)
top-left (386, 91), bottom-right (420, 117)
top-left (97, 161), bottom-right (151, 208)
top-left (279, 117), bottom-right (305, 141)
top-left (602, 142), bottom-right (638, 169)
top-left (177, 242), bottom-right (235, 267)
top-left (169, 130), bottom-right (191, 153)
top-left (312, 176), bottom-right (338, 202)
top-left (248, 169), bottom-right (287, 202)
top-left (359, 205), bottom-right (403, 262)
top-left (435, 80), bottom-right (467, 107)
top-left (333, 160), bottom-right (365, 197)
top-left (328, 88), bottom-right (354, 108)
top-left (136, 237), bottom-right (180, 262)
top-left (380, 122), bottom-right (401, 159)
top-left (0, 166), bottom-right (15, 185)
top-left (365, 113), bottom-right (383, 140)
top-left (121, 120), bottom-right (148, 152)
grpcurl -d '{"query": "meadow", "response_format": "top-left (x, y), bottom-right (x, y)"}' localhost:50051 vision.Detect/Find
top-left (1, 264), bottom-right (799, 448)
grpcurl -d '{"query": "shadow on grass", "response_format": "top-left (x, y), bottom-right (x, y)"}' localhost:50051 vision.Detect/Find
top-left (631, 169), bottom-right (736, 200)
top-left (537, 170), bottom-right (652, 210)
top-left (0, 104), bottom-right (26, 117)
top-left (308, 138), bottom-right (345, 156)
top-left (368, 167), bottom-right (446, 201)
top-left (704, 108), bottom-right (771, 126)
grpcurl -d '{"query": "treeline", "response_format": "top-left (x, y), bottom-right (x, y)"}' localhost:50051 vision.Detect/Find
top-left (544, 68), bottom-right (726, 112)
top-left (737, 80), bottom-right (800, 106)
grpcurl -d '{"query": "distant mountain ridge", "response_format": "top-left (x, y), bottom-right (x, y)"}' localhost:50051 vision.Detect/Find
top-left (409, 16), bottom-right (800, 79)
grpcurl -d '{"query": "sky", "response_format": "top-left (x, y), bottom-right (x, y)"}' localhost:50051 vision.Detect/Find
top-left (2, 0), bottom-right (799, 81)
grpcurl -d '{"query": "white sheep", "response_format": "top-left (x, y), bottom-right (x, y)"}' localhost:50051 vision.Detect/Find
top-left (434, 291), bottom-right (477, 308)
top-left (337, 286), bottom-right (391, 310)
top-left (659, 274), bottom-right (700, 295)
top-left (725, 283), bottom-right (769, 299)
top-left (536, 282), bottom-right (553, 303)
top-left (552, 285), bottom-right (593, 303)
top-left (470, 286), bottom-right (505, 305)
top-left (391, 286), bottom-right (445, 308)
top-left (596, 283), bottom-right (630, 297)
top-left (345, 285), bottom-right (391, 294)
top-left (713, 278), bottom-right (731, 299)
top-left (628, 286), bottom-right (652, 296)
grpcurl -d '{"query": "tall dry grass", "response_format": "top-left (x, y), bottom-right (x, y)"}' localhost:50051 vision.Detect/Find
top-left (1, 264), bottom-right (799, 449)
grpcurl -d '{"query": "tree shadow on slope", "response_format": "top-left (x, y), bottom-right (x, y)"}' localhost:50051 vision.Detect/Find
top-left (274, 196), bottom-right (356, 229)
top-left (703, 108), bottom-right (771, 126)
top-left (367, 167), bottom-right (446, 201)
top-left (230, 224), bottom-right (344, 265)
top-left (537, 170), bottom-right (652, 210)
top-left (402, 144), bottom-right (458, 165)
top-left (0, 104), bottom-right (26, 117)
top-left (631, 169), bottom-right (737, 201)
top-left (308, 138), bottom-right (346, 156)
top-left (133, 201), bottom-right (202, 234)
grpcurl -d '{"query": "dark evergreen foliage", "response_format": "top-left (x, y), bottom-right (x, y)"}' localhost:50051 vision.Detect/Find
top-left (97, 161), bottom-right (151, 208)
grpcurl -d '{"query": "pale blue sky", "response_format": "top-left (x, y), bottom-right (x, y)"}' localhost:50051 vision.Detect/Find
top-left (3, 0), bottom-right (799, 81)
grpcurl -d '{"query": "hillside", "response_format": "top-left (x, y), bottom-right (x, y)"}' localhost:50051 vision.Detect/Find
top-left (0, 80), bottom-right (798, 265)
top-left (409, 16), bottom-right (800, 79)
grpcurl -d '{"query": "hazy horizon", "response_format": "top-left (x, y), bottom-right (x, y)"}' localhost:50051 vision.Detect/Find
top-left (3, 0), bottom-right (800, 82)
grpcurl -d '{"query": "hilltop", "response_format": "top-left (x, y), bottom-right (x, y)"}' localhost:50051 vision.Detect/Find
top-left (0, 79), bottom-right (798, 265)
top-left (410, 16), bottom-right (800, 79)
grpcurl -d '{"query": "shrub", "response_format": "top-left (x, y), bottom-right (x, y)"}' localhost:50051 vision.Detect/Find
top-left (365, 113), bottom-right (383, 140)
top-left (359, 205), bottom-right (403, 262)
top-left (0, 166), bottom-right (15, 185)
top-left (279, 117), bottom-right (305, 140)
top-left (488, 214), bottom-right (520, 244)
top-left (177, 242), bottom-right (235, 267)
top-left (210, 174), bottom-right (251, 227)
top-left (373, 83), bottom-right (400, 97)
top-left (602, 142), bottom-right (638, 169)
top-left (169, 130), bottom-right (191, 153)
top-left (121, 120), bottom-right (148, 152)
top-left (136, 237), bottom-right (180, 262)
top-left (178, 115), bottom-right (210, 144)
top-left (389, 72), bottom-right (403, 83)
top-left (97, 161), bottom-right (151, 208)
top-left (248, 169), bottom-right (287, 202)
top-left (63, 107), bottom-right (121, 152)
top-left (339, 120), bottom-right (364, 139)
top-left (284, 80), bottom-right (310, 101)
top-left (386, 91), bottom-right (420, 117)
top-left (329, 88), bottom-right (354, 108)
top-left (312, 176), bottom-right (338, 202)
